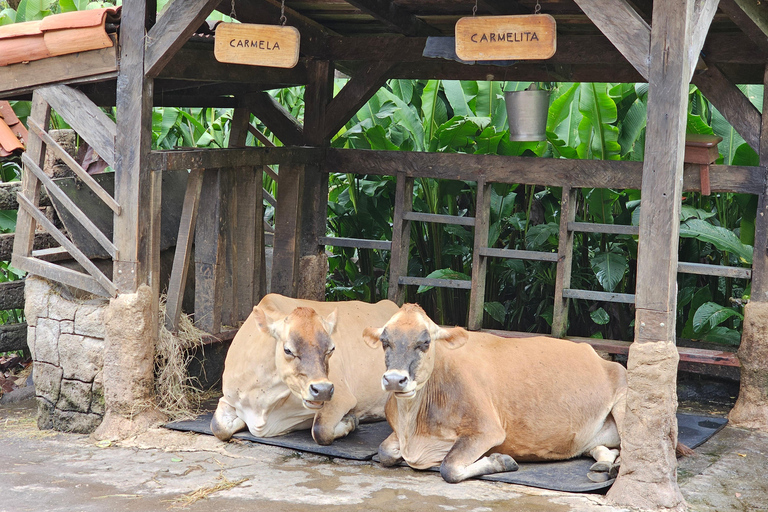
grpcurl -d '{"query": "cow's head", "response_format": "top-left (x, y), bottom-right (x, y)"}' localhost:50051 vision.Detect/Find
top-left (253, 306), bottom-right (337, 410)
top-left (363, 303), bottom-right (467, 399)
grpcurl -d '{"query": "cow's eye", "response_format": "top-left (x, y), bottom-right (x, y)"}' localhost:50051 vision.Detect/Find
top-left (381, 339), bottom-right (390, 350)
top-left (284, 346), bottom-right (294, 357)
top-left (327, 346), bottom-right (335, 356)
top-left (418, 339), bottom-right (431, 351)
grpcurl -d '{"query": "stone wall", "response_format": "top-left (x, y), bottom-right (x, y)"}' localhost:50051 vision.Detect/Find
top-left (25, 275), bottom-right (109, 433)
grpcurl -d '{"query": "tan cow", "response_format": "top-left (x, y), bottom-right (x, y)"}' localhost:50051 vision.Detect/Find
top-left (363, 303), bottom-right (627, 483)
top-left (212, 294), bottom-right (399, 445)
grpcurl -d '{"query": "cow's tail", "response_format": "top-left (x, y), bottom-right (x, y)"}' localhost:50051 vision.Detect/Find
top-left (676, 442), bottom-right (695, 457)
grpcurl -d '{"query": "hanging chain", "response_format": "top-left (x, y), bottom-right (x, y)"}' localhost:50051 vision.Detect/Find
top-left (229, 0), bottom-right (236, 19)
top-left (472, 0), bottom-right (478, 16)
top-left (534, 0), bottom-right (541, 14)
top-left (280, 0), bottom-right (287, 25)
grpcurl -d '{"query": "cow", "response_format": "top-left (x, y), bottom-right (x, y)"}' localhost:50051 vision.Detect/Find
top-left (362, 303), bottom-right (628, 483)
top-left (211, 293), bottom-right (399, 445)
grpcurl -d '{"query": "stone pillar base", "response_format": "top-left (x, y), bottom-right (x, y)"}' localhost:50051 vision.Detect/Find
top-left (606, 340), bottom-right (686, 511)
top-left (729, 301), bottom-right (768, 431)
top-left (93, 409), bottom-right (166, 441)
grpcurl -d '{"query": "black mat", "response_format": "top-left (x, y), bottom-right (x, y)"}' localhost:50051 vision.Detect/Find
top-left (164, 412), bottom-right (727, 492)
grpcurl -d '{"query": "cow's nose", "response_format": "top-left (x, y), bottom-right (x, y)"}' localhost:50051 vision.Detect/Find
top-left (382, 371), bottom-right (409, 392)
top-left (308, 382), bottom-right (334, 401)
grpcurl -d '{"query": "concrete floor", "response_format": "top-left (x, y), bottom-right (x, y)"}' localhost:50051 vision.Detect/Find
top-left (1, 397), bottom-right (767, 512)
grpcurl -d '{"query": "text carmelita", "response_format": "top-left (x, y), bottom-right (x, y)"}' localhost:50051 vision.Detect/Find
top-left (229, 39), bottom-right (281, 50)
top-left (470, 32), bottom-right (539, 43)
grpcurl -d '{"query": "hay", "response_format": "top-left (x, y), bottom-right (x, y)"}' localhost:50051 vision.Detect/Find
top-left (155, 296), bottom-right (207, 420)
top-left (170, 474), bottom-right (249, 508)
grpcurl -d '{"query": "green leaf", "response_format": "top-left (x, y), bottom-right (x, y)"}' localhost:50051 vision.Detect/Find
top-left (702, 326), bottom-right (742, 346)
top-left (484, 301), bottom-right (507, 324)
top-left (0, 8), bottom-right (17, 26)
top-left (442, 80), bottom-right (475, 117)
top-left (0, 210), bottom-right (17, 233)
top-left (577, 83), bottom-right (620, 160)
top-left (679, 218), bottom-right (753, 264)
top-left (591, 251), bottom-right (628, 292)
top-left (416, 269), bottom-right (471, 293)
top-left (590, 307), bottom-right (610, 325)
top-left (692, 302), bottom-right (744, 334)
top-left (617, 98), bottom-right (646, 156)
top-left (379, 89), bottom-right (425, 151)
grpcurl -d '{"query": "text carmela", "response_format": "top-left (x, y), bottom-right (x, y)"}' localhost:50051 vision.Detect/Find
top-left (229, 38), bottom-right (281, 50)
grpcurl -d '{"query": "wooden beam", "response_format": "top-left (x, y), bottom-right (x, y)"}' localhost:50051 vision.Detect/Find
top-left (247, 92), bottom-right (304, 146)
top-left (687, 0), bottom-right (720, 80)
top-left (324, 148), bottom-right (765, 194)
top-left (343, 0), bottom-right (441, 36)
top-left (323, 60), bottom-right (395, 140)
top-left (467, 180), bottom-right (490, 331)
top-left (149, 146), bottom-right (315, 171)
top-left (15, 255), bottom-right (110, 298)
top-left (145, 0), bottom-right (221, 77)
top-left (36, 84), bottom-right (116, 168)
top-left (572, 0), bottom-right (651, 79)
top-left (194, 168), bottom-right (226, 333)
top-left (718, 0), bottom-right (768, 55)
top-left (693, 61), bottom-right (762, 153)
top-left (476, 0), bottom-right (529, 15)
top-left (0, 280), bottom-right (25, 311)
top-left (750, 65), bottom-right (768, 301)
top-left (114, 0), bottom-right (155, 293)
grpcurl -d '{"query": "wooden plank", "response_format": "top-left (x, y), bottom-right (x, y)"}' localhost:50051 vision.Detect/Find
top-left (569, 337), bottom-right (740, 367)
top-left (568, 222), bottom-right (639, 236)
top-left (478, 247), bottom-right (559, 262)
top-left (467, 180), bottom-right (491, 331)
top-left (0, 45), bottom-right (117, 98)
top-left (399, 276), bottom-right (472, 290)
top-left (677, 261), bottom-right (752, 280)
top-left (324, 149), bottom-right (765, 194)
top-left (27, 118), bottom-right (120, 214)
top-left (22, 153), bottom-right (118, 260)
top-left (562, 288), bottom-right (636, 304)
top-left (145, 0), bottom-right (222, 77)
top-left (687, 0), bottom-right (720, 80)
top-left (248, 123), bottom-right (276, 147)
top-left (343, 0), bottom-right (441, 36)
top-left (552, 186), bottom-right (579, 338)
top-left (165, 168), bottom-right (204, 332)
top-left (149, 146), bottom-right (308, 172)
top-left (751, 65), bottom-right (768, 301)
top-left (403, 211), bottom-right (475, 227)
top-left (246, 92), bottom-right (304, 146)
top-left (263, 188), bottom-right (277, 207)
top-left (194, 169), bottom-right (226, 333)
top-left (634, 0), bottom-right (694, 345)
top-left (572, 0), bottom-right (650, 79)
top-left (17, 193), bottom-right (116, 297)
top-left (14, 255), bottom-right (109, 298)
top-left (718, 0), bottom-right (768, 56)
top-left (0, 280), bottom-right (25, 311)
top-left (319, 236), bottom-right (392, 250)
top-left (36, 84), bottom-right (116, 168)
top-left (0, 323), bottom-right (27, 353)
top-left (11, 93), bottom-right (49, 267)
top-left (269, 164), bottom-right (303, 296)
top-left (477, 0), bottom-right (530, 16)
top-left (323, 60), bottom-right (395, 140)
top-left (693, 62), bottom-right (762, 153)
top-left (388, 173), bottom-right (413, 304)
top-left (32, 247), bottom-right (70, 262)
top-left (455, 15), bottom-right (557, 61)
top-left (213, 23), bottom-right (300, 69)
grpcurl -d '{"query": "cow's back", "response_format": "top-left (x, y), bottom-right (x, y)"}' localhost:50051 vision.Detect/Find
top-left (440, 333), bottom-right (626, 461)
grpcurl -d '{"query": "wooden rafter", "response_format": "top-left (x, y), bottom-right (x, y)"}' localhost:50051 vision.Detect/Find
top-left (145, 0), bottom-right (222, 77)
top-left (688, 0), bottom-right (720, 80)
top-left (476, 0), bottom-right (529, 15)
top-left (572, 0), bottom-right (650, 79)
top-left (246, 92), bottom-right (304, 146)
top-left (323, 60), bottom-right (396, 140)
top-left (344, 0), bottom-right (440, 36)
top-left (718, 0), bottom-right (768, 55)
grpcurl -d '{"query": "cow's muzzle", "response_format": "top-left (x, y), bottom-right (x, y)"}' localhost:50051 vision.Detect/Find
top-left (382, 370), bottom-right (414, 397)
top-left (303, 381), bottom-right (334, 409)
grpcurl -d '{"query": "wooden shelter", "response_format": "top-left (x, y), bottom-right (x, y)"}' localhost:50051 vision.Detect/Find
top-left (3, 0), bottom-right (768, 509)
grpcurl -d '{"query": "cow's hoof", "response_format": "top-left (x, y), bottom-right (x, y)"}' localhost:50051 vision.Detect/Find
top-left (490, 453), bottom-right (519, 473)
top-left (342, 413), bottom-right (360, 431)
top-left (587, 471), bottom-right (611, 483)
top-left (609, 462), bottom-right (620, 479)
top-left (589, 461), bottom-right (612, 473)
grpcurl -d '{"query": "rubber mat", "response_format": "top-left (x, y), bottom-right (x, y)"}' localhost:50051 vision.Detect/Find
top-left (164, 412), bottom-right (727, 492)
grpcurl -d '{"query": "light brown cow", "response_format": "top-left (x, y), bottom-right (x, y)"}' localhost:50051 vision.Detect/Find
top-left (363, 303), bottom-right (627, 483)
top-left (212, 294), bottom-right (399, 445)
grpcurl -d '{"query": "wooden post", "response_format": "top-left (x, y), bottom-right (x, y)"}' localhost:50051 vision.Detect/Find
top-left (194, 167), bottom-right (226, 333)
top-left (467, 179), bottom-right (490, 331)
top-left (551, 186), bottom-right (578, 338)
top-left (388, 172), bottom-right (413, 304)
top-left (728, 64), bottom-right (768, 431)
top-left (606, 1), bottom-right (692, 509)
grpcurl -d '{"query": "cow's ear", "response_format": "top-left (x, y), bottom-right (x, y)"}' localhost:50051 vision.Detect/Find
top-left (435, 326), bottom-right (468, 350)
top-left (362, 326), bottom-right (383, 348)
top-left (253, 306), bottom-right (284, 339)
top-left (324, 309), bottom-right (338, 335)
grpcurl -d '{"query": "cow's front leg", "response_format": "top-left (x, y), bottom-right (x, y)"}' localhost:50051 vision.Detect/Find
top-left (311, 384), bottom-right (358, 445)
top-left (378, 431), bottom-right (403, 467)
top-left (587, 446), bottom-right (620, 482)
top-left (210, 398), bottom-right (246, 442)
top-left (439, 428), bottom-right (517, 483)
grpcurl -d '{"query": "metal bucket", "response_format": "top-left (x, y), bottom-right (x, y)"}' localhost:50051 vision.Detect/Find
top-left (505, 89), bottom-right (550, 141)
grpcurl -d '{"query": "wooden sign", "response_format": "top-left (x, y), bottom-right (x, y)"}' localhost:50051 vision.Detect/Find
top-left (455, 15), bottom-right (556, 61)
top-left (214, 23), bottom-right (300, 68)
